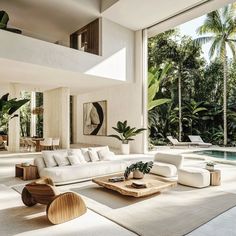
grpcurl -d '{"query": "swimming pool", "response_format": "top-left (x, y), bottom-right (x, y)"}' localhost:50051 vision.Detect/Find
top-left (192, 150), bottom-right (236, 161)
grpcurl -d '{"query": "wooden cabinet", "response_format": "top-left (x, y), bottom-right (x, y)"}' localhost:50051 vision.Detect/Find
top-left (15, 164), bottom-right (39, 181)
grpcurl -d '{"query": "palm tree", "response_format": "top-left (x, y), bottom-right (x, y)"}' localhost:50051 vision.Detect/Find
top-left (196, 3), bottom-right (236, 146)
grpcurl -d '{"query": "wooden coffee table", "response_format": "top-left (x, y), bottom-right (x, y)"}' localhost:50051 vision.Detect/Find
top-left (92, 174), bottom-right (177, 198)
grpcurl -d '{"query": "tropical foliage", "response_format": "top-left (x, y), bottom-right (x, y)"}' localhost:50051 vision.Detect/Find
top-left (0, 93), bottom-right (29, 133)
top-left (195, 3), bottom-right (236, 145)
top-left (124, 161), bottom-right (153, 179)
top-left (20, 92), bottom-right (44, 137)
top-left (148, 3), bottom-right (236, 147)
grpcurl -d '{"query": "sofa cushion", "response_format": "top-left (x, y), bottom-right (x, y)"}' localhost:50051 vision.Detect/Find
top-left (68, 149), bottom-right (86, 163)
top-left (87, 146), bottom-right (109, 161)
top-left (89, 146), bottom-right (110, 152)
top-left (81, 148), bottom-right (91, 162)
top-left (154, 152), bottom-right (183, 169)
top-left (88, 150), bottom-right (100, 162)
top-left (151, 162), bottom-right (177, 177)
top-left (98, 149), bottom-right (116, 161)
top-left (53, 151), bottom-right (70, 166)
top-left (178, 168), bottom-right (210, 188)
top-left (68, 155), bottom-right (81, 165)
top-left (40, 160), bottom-right (127, 184)
top-left (34, 156), bottom-right (46, 171)
top-left (42, 151), bottom-right (58, 168)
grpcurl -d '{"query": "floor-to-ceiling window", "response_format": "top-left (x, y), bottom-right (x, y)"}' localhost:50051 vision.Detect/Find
top-left (147, 2), bottom-right (236, 149)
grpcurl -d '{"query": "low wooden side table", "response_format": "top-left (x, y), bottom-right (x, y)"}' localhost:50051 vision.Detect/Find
top-left (208, 169), bottom-right (221, 186)
top-left (15, 164), bottom-right (39, 181)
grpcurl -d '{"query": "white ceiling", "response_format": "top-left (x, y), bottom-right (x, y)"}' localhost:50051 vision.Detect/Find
top-left (0, 58), bottom-right (124, 94)
top-left (0, 0), bottom-right (101, 43)
top-left (1, 0), bottom-right (231, 42)
top-left (102, 0), bottom-right (210, 30)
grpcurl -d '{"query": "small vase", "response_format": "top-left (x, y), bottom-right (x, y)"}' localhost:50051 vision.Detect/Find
top-left (133, 170), bottom-right (144, 179)
top-left (121, 143), bottom-right (130, 155)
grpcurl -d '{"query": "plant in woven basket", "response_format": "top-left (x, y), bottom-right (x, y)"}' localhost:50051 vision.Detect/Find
top-left (124, 161), bottom-right (153, 179)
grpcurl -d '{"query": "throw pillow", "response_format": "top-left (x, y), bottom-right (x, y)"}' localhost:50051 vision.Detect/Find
top-left (42, 151), bottom-right (58, 168)
top-left (88, 150), bottom-right (100, 162)
top-left (89, 146), bottom-right (110, 153)
top-left (68, 149), bottom-right (87, 163)
top-left (68, 155), bottom-right (81, 165)
top-left (34, 157), bottom-right (46, 171)
top-left (81, 148), bottom-right (91, 162)
top-left (98, 149), bottom-right (116, 161)
top-left (53, 151), bottom-right (70, 166)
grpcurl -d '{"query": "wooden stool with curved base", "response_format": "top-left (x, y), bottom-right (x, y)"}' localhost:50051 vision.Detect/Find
top-left (21, 177), bottom-right (87, 224)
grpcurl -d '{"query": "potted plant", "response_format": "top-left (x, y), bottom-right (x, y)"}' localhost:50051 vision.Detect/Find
top-left (206, 161), bottom-right (216, 171)
top-left (109, 120), bottom-right (146, 154)
top-left (124, 161), bottom-right (153, 179)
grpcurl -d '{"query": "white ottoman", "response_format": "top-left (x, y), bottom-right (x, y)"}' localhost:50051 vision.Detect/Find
top-left (151, 162), bottom-right (177, 177)
top-left (178, 168), bottom-right (210, 188)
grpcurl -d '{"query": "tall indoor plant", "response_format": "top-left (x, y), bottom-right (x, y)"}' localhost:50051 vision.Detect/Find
top-left (109, 120), bottom-right (146, 154)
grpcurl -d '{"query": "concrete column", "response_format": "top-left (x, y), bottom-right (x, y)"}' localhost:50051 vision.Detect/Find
top-left (134, 30), bottom-right (148, 154)
top-left (8, 84), bottom-right (20, 152)
top-left (72, 95), bottom-right (78, 144)
top-left (30, 91), bottom-right (36, 137)
top-left (43, 87), bottom-right (70, 149)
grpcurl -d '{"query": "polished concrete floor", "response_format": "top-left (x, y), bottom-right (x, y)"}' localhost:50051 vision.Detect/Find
top-left (0, 149), bottom-right (236, 236)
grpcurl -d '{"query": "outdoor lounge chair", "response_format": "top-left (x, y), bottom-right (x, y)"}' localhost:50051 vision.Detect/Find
top-left (188, 135), bottom-right (212, 147)
top-left (167, 136), bottom-right (198, 147)
top-left (21, 177), bottom-right (87, 224)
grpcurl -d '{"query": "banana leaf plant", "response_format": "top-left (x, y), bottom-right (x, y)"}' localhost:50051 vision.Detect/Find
top-left (109, 120), bottom-right (146, 144)
top-left (148, 64), bottom-right (172, 111)
top-left (0, 93), bottom-right (29, 130)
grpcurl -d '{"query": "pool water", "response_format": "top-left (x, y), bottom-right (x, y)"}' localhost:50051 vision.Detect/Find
top-left (193, 150), bottom-right (236, 161)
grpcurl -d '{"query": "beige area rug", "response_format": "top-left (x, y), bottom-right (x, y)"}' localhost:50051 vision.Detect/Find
top-left (12, 181), bottom-right (236, 236)
top-left (68, 183), bottom-right (236, 236)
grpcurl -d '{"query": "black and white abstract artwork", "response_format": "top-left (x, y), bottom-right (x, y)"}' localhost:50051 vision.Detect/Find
top-left (83, 100), bottom-right (107, 136)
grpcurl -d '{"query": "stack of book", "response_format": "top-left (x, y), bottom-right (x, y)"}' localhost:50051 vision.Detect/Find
top-left (108, 176), bottom-right (125, 182)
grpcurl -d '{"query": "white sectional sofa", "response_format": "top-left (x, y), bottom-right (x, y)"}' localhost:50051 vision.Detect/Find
top-left (34, 146), bottom-right (153, 185)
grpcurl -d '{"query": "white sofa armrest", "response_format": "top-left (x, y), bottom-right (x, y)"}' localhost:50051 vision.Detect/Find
top-left (154, 152), bottom-right (183, 169)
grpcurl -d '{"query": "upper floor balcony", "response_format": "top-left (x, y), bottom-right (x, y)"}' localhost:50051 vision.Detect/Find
top-left (0, 16), bottom-right (134, 84)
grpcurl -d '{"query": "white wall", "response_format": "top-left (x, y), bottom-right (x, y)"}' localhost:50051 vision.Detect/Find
top-left (74, 31), bottom-right (145, 153)
top-left (0, 83), bottom-right (10, 97)
top-left (0, 18), bottom-right (134, 82)
top-left (43, 87), bottom-right (70, 149)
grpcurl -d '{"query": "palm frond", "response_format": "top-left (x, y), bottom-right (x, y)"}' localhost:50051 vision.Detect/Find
top-left (197, 11), bottom-right (222, 35)
top-left (209, 37), bottom-right (221, 59)
top-left (227, 40), bottom-right (236, 60)
top-left (195, 36), bottom-right (214, 46)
